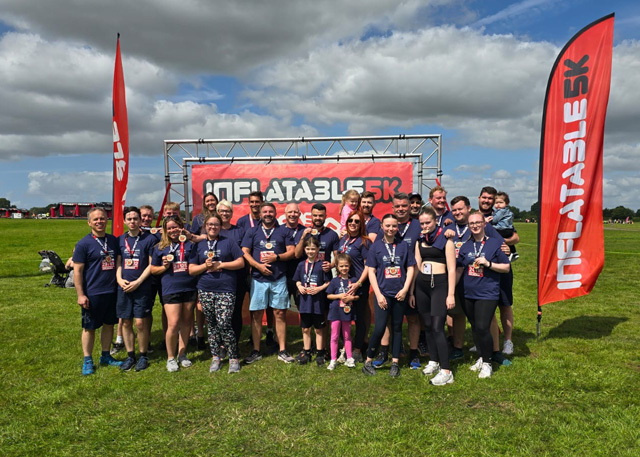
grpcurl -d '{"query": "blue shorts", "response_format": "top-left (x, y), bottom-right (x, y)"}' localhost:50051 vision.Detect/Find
top-left (116, 288), bottom-right (153, 319)
top-left (81, 293), bottom-right (118, 330)
top-left (249, 277), bottom-right (289, 311)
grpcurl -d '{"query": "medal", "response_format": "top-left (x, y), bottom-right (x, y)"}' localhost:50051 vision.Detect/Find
top-left (104, 255), bottom-right (112, 263)
top-left (179, 234), bottom-right (187, 242)
top-left (166, 254), bottom-right (174, 262)
top-left (311, 229), bottom-right (318, 236)
top-left (125, 259), bottom-right (133, 267)
top-left (207, 251), bottom-right (214, 259)
top-left (389, 266), bottom-right (398, 275)
top-left (151, 228), bottom-right (158, 234)
top-left (344, 305), bottom-right (351, 313)
top-left (265, 242), bottom-right (273, 249)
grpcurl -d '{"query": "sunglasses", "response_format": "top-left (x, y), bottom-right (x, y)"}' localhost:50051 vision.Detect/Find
top-left (347, 219), bottom-right (361, 224)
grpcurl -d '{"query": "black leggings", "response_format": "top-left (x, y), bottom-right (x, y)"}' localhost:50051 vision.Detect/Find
top-left (463, 298), bottom-right (498, 362)
top-left (367, 295), bottom-right (405, 360)
top-left (353, 282), bottom-right (370, 351)
top-left (415, 272), bottom-right (450, 370)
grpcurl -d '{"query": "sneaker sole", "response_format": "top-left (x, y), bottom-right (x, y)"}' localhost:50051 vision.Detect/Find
top-left (430, 377), bottom-right (454, 386)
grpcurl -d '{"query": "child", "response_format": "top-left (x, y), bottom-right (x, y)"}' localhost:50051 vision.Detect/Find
top-left (490, 191), bottom-right (519, 261)
top-left (293, 238), bottom-right (331, 365)
top-left (325, 253), bottom-right (359, 370)
top-left (339, 189), bottom-right (361, 233)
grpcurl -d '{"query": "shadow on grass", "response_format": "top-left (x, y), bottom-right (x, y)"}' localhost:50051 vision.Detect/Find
top-left (545, 315), bottom-right (628, 340)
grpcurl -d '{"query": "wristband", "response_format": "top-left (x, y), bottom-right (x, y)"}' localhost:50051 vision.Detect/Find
top-left (488, 261), bottom-right (492, 269)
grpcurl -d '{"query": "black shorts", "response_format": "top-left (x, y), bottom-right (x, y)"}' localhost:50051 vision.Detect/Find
top-left (81, 293), bottom-right (118, 330)
top-left (116, 288), bottom-right (153, 319)
top-left (162, 290), bottom-right (198, 305)
top-left (499, 270), bottom-right (513, 307)
top-left (299, 312), bottom-right (326, 329)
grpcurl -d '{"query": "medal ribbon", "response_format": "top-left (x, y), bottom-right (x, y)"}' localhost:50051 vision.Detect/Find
top-left (207, 239), bottom-right (218, 259)
top-left (261, 225), bottom-right (274, 241)
top-left (398, 220), bottom-right (411, 238)
top-left (473, 236), bottom-right (487, 259)
top-left (384, 242), bottom-right (396, 265)
top-left (340, 236), bottom-right (357, 253)
top-left (304, 259), bottom-right (315, 287)
top-left (455, 224), bottom-right (469, 240)
top-left (124, 235), bottom-right (139, 257)
top-left (92, 235), bottom-right (109, 255)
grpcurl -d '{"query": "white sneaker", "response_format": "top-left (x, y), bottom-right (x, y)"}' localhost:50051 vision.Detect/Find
top-left (478, 362), bottom-right (493, 379)
top-left (345, 357), bottom-right (356, 368)
top-left (327, 360), bottom-right (338, 371)
top-left (469, 357), bottom-right (483, 372)
top-left (166, 358), bottom-right (179, 372)
top-left (178, 354), bottom-right (193, 368)
top-left (469, 345), bottom-right (477, 352)
top-left (337, 348), bottom-right (346, 364)
top-left (503, 340), bottom-right (514, 355)
top-left (422, 361), bottom-right (440, 375)
top-left (430, 369), bottom-right (454, 386)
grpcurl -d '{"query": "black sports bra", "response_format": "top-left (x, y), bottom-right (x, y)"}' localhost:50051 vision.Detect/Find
top-left (419, 242), bottom-right (446, 264)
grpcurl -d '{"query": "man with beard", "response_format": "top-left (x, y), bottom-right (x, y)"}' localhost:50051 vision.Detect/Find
top-left (409, 192), bottom-right (423, 219)
top-left (360, 191), bottom-right (380, 242)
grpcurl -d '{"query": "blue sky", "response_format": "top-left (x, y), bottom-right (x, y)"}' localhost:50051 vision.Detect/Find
top-left (0, 0), bottom-right (638, 212)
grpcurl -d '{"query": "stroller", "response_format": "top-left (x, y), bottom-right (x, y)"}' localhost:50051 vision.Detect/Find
top-left (38, 250), bottom-right (73, 288)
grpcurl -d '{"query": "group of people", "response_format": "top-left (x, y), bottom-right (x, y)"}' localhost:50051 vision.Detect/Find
top-left (73, 185), bottom-right (518, 384)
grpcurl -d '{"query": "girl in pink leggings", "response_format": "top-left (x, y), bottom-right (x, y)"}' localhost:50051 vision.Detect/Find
top-left (325, 253), bottom-right (359, 370)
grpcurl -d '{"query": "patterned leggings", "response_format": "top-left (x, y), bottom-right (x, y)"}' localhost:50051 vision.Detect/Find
top-left (198, 291), bottom-right (238, 360)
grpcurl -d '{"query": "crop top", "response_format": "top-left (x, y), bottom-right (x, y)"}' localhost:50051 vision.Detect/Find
top-left (419, 241), bottom-right (446, 264)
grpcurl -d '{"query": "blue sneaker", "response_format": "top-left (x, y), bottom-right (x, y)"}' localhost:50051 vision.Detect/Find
top-left (409, 357), bottom-right (421, 370)
top-left (82, 359), bottom-right (95, 376)
top-left (372, 351), bottom-right (388, 368)
top-left (120, 356), bottom-right (136, 371)
top-left (135, 356), bottom-right (149, 372)
top-left (99, 354), bottom-right (123, 367)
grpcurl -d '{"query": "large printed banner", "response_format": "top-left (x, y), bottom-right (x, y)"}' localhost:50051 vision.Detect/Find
top-left (191, 161), bottom-right (415, 228)
top-left (538, 14), bottom-right (614, 306)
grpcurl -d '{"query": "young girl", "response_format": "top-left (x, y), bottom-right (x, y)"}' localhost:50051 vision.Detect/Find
top-left (339, 189), bottom-right (361, 232)
top-left (293, 237), bottom-right (330, 365)
top-left (326, 253), bottom-right (359, 370)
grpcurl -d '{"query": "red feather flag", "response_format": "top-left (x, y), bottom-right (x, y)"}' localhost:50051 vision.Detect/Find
top-left (112, 34), bottom-right (129, 237)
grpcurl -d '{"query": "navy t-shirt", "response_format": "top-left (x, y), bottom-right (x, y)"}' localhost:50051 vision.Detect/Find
top-left (436, 210), bottom-right (455, 228)
top-left (300, 227), bottom-right (339, 264)
top-left (292, 259), bottom-right (329, 314)
top-left (73, 233), bottom-right (120, 296)
top-left (151, 241), bottom-right (198, 296)
top-left (237, 214), bottom-right (261, 232)
top-left (189, 237), bottom-right (244, 293)
top-left (365, 215), bottom-right (381, 237)
top-left (188, 213), bottom-right (205, 235)
top-left (326, 276), bottom-right (357, 322)
top-left (220, 224), bottom-right (245, 248)
top-left (378, 219), bottom-right (422, 254)
top-left (457, 235), bottom-right (510, 300)
top-left (282, 223), bottom-right (305, 278)
top-left (367, 238), bottom-right (416, 296)
top-left (337, 235), bottom-right (369, 281)
top-left (241, 224), bottom-right (292, 282)
top-left (118, 231), bottom-right (156, 293)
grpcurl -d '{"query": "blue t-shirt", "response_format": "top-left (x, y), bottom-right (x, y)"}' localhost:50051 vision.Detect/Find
top-left (282, 223), bottom-right (306, 278)
top-left (73, 233), bottom-right (120, 296)
top-left (151, 241), bottom-right (198, 296)
top-left (188, 213), bottom-right (205, 235)
top-left (241, 224), bottom-right (292, 282)
top-left (117, 231), bottom-right (156, 293)
top-left (237, 214), bottom-right (261, 232)
top-left (365, 215), bottom-right (381, 237)
top-left (326, 276), bottom-right (357, 322)
top-left (377, 219), bottom-right (422, 254)
top-left (300, 227), bottom-right (339, 264)
top-left (436, 210), bottom-right (455, 228)
top-left (292, 259), bottom-right (329, 314)
top-left (188, 237), bottom-right (244, 293)
top-left (220, 224), bottom-right (245, 247)
top-left (366, 238), bottom-right (416, 296)
top-left (337, 235), bottom-right (369, 281)
top-left (457, 235), bottom-right (510, 300)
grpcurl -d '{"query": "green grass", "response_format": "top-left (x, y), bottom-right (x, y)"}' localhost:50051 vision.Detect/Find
top-left (1, 220), bottom-right (640, 456)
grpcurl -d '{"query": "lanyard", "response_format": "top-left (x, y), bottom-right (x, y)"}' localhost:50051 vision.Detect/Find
top-left (384, 241), bottom-right (396, 264)
top-left (340, 236), bottom-right (358, 253)
top-left (339, 278), bottom-right (350, 293)
top-left (261, 225), bottom-right (274, 241)
top-left (456, 224), bottom-right (469, 240)
top-left (124, 234), bottom-right (139, 257)
top-left (304, 259), bottom-right (315, 286)
top-left (425, 227), bottom-right (442, 245)
top-left (207, 239), bottom-right (218, 258)
top-left (473, 236), bottom-right (487, 258)
top-left (249, 216), bottom-right (255, 228)
top-left (398, 220), bottom-right (411, 238)
top-left (170, 242), bottom-right (185, 261)
top-left (92, 235), bottom-right (108, 254)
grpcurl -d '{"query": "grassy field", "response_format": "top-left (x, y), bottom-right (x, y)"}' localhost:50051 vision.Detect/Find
top-left (1, 219), bottom-right (639, 456)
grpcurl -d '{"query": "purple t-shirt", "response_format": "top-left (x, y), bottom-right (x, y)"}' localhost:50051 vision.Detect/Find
top-left (117, 231), bottom-right (156, 293)
top-left (189, 237), bottom-right (244, 293)
top-left (151, 241), bottom-right (197, 296)
top-left (73, 233), bottom-right (120, 296)
top-left (292, 259), bottom-right (329, 314)
top-left (326, 276), bottom-right (356, 322)
top-left (241, 224), bottom-right (292, 282)
top-left (337, 235), bottom-right (369, 281)
top-left (456, 235), bottom-right (510, 301)
top-left (367, 238), bottom-right (416, 296)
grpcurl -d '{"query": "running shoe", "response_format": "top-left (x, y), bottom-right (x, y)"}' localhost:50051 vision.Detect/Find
top-left (449, 347), bottom-right (464, 361)
top-left (315, 352), bottom-right (326, 366)
top-left (166, 358), bottom-right (179, 372)
top-left (81, 359), bottom-right (95, 376)
top-left (244, 350), bottom-right (262, 364)
top-left (295, 350), bottom-right (310, 365)
top-left (178, 354), bottom-right (193, 368)
top-left (362, 361), bottom-right (376, 376)
top-left (503, 340), bottom-right (514, 355)
top-left (110, 341), bottom-right (124, 355)
top-left (372, 351), bottom-right (388, 368)
top-left (99, 354), bottom-right (123, 367)
top-left (469, 357), bottom-right (483, 372)
top-left (209, 356), bottom-right (221, 373)
top-left (352, 351), bottom-right (363, 364)
top-left (389, 362), bottom-right (400, 378)
top-left (135, 356), bottom-right (149, 372)
top-left (277, 350), bottom-right (295, 364)
top-left (345, 358), bottom-right (356, 368)
top-left (478, 362), bottom-right (493, 379)
top-left (422, 361), bottom-right (440, 375)
top-left (228, 358), bottom-right (241, 374)
top-left (469, 345), bottom-right (477, 352)
top-left (409, 357), bottom-right (421, 370)
top-left (418, 341), bottom-right (429, 357)
top-left (327, 360), bottom-right (337, 371)
top-left (120, 356), bottom-right (136, 372)
top-left (430, 369), bottom-right (454, 386)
